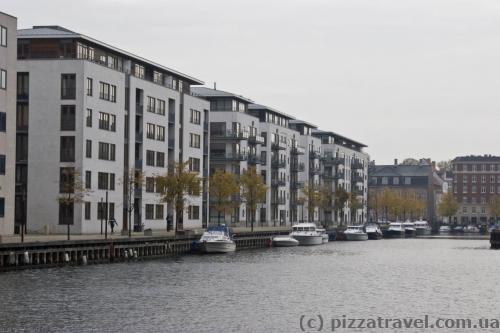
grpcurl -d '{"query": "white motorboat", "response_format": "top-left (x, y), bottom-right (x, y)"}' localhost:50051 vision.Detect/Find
top-left (197, 225), bottom-right (236, 253)
top-left (465, 225), bottom-right (479, 233)
top-left (290, 223), bottom-right (324, 246)
top-left (386, 222), bottom-right (405, 238)
top-left (414, 220), bottom-right (431, 236)
top-left (316, 228), bottom-right (329, 243)
top-left (365, 223), bottom-right (382, 240)
top-left (272, 235), bottom-right (299, 247)
top-left (344, 225), bottom-right (368, 241)
top-left (403, 221), bottom-right (416, 237)
top-left (439, 225), bottom-right (451, 233)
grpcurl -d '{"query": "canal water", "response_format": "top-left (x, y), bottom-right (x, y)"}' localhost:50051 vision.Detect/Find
top-left (0, 239), bottom-right (499, 333)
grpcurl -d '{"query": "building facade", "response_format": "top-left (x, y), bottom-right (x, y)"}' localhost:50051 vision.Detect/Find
top-left (368, 159), bottom-right (443, 223)
top-left (0, 12), bottom-right (16, 237)
top-left (16, 26), bottom-right (209, 234)
top-left (451, 155), bottom-right (500, 225)
top-left (313, 130), bottom-right (369, 224)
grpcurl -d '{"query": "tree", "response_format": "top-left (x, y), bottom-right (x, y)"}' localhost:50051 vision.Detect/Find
top-left (437, 192), bottom-right (459, 225)
top-left (488, 196), bottom-right (500, 223)
top-left (348, 192), bottom-right (363, 224)
top-left (156, 161), bottom-right (200, 234)
top-left (209, 169), bottom-right (239, 226)
top-left (57, 168), bottom-right (90, 240)
top-left (123, 168), bottom-right (144, 236)
top-left (334, 186), bottom-right (349, 225)
top-left (240, 166), bottom-right (267, 232)
top-left (301, 183), bottom-right (320, 223)
top-left (318, 185), bottom-right (334, 227)
top-left (437, 160), bottom-right (452, 171)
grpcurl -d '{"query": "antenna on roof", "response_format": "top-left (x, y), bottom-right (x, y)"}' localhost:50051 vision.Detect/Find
top-left (213, 82), bottom-right (217, 90)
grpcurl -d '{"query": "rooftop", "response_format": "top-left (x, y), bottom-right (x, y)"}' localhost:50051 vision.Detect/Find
top-left (248, 103), bottom-right (296, 120)
top-left (289, 119), bottom-right (318, 129)
top-left (312, 129), bottom-right (367, 148)
top-left (369, 164), bottom-right (432, 177)
top-left (452, 155), bottom-right (500, 162)
top-left (17, 25), bottom-right (204, 85)
top-left (191, 86), bottom-right (253, 104)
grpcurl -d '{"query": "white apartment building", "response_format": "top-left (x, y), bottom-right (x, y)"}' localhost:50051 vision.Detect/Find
top-left (0, 12), bottom-right (16, 237)
top-left (313, 130), bottom-right (369, 225)
top-left (16, 26), bottom-right (209, 234)
top-left (191, 87), bottom-right (264, 226)
top-left (289, 120), bottom-right (322, 223)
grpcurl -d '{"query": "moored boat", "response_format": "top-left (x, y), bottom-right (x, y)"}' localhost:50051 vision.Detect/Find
top-left (272, 235), bottom-right (299, 247)
top-left (414, 220), bottom-right (431, 236)
top-left (439, 225), bottom-right (451, 233)
top-left (316, 228), bottom-right (329, 243)
top-left (197, 225), bottom-right (236, 253)
top-left (290, 223), bottom-right (324, 246)
top-left (386, 222), bottom-right (405, 238)
top-left (403, 221), bottom-right (416, 237)
top-left (344, 225), bottom-right (368, 241)
top-left (365, 223), bottom-right (382, 240)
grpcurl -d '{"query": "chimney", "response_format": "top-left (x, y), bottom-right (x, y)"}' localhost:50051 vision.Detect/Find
top-left (394, 158), bottom-right (398, 165)
top-left (213, 82), bottom-right (217, 90)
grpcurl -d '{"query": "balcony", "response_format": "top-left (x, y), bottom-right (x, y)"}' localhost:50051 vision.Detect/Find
top-left (271, 141), bottom-right (287, 150)
top-left (211, 129), bottom-right (249, 141)
top-left (271, 159), bottom-right (286, 169)
top-left (168, 109), bottom-right (175, 124)
top-left (309, 151), bottom-right (321, 159)
top-left (135, 159), bottom-right (143, 169)
top-left (271, 179), bottom-right (286, 187)
top-left (291, 181), bottom-right (305, 189)
top-left (203, 145), bottom-right (208, 155)
top-left (291, 146), bottom-right (306, 155)
top-left (135, 103), bottom-right (143, 115)
top-left (352, 175), bottom-right (364, 183)
top-left (322, 155), bottom-right (344, 165)
top-left (351, 161), bottom-right (364, 169)
top-left (248, 134), bottom-right (265, 145)
top-left (135, 131), bottom-right (143, 143)
top-left (247, 154), bottom-right (262, 165)
top-left (168, 139), bottom-right (175, 150)
top-left (210, 152), bottom-right (248, 161)
top-left (271, 196), bottom-right (286, 205)
top-left (290, 162), bottom-right (305, 172)
top-left (352, 187), bottom-right (364, 196)
top-left (309, 165), bottom-right (321, 175)
top-left (203, 121), bottom-right (209, 132)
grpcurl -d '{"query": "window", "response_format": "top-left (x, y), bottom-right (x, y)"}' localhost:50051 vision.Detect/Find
top-left (157, 99), bottom-right (165, 115)
top-left (110, 85), bottom-right (116, 102)
top-left (0, 69), bottom-right (6, 89)
top-left (98, 142), bottom-right (116, 161)
top-left (156, 152), bottom-right (165, 167)
top-left (472, 185), bottom-right (476, 194)
top-left (86, 78), bottom-right (93, 96)
top-left (153, 71), bottom-right (163, 84)
top-left (481, 186), bottom-right (486, 194)
top-left (481, 175), bottom-right (486, 183)
top-left (190, 133), bottom-right (201, 148)
top-left (462, 206), bottom-right (467, 213)
top-left (84, 202), bottom-right (91, 220)
top-left (86, 109), bottom-right (92, 127)
top-left (393, 177), bottom-right (399, 185)
top-left (97, 202), bottom-right (112, 219)
top-left (61, 74), bottom-right (76, 99)
top-left (472, 175), bottom-right (477, 183)
top-left (0, 26), bottom-right (6, 47)
top-left (491, 175), bottom-right (496, 183)
top-left (0, 197), bottom-right (3, 217)
top-left (156, 126), bottom-right (165, 141)
top-left (60, 105), bottom-right (75, 131)
top-left (0, 155), bottom-right (5, 175)
top-left (59, 202), bottom-right (74, 225)
top-left (146, 123), bottom-right (155, 139)
top-left (86, 140), bottom-right (92, 158)
top-left (99, 82), bottom-right (116, 102)
top-left (491, 186), bottom-right (495, 194)
top-left (189, 157), bottom-right (200, 172)
top-left (156, 205), bottom-right (164, 219)
top-left (85, 171), bottom-right (91, 189)
top-left (404, 177), bottom-right (411, 185)
top-left (190, 109), bottom-right (201, 124)
top-left (147, 96), bottom-right (156, 113)
top-left (146, 177), bottom-right (155, 192)
top-left (188, 205), bottom-right (200, 219)
top-left (59, 167), bottom-right (75, 193)
top-left (146, 150), bottom-right (155, 166)
top-left (145, 204), bottom-right (154, 219)
top-left (99, 112), bottom-right (109, 130)
top-left (17, 104), bottom-right (29, 131)
top-left (98, 172), bottom-right (109, 190)
top-left (17, 73), bottom-right (30, 96)
top-left (0, 112), bottom-right (5, 132)
top-left (60, 136), bottom-right (75, 162)
top-left (382, 177), bottom-right (388, 185)
top-left (481, 207), bottom-right (486, 214)
top-left (109, 203), bottom-right (115, 220)
top-left (134, 64), bottom-right (145, 79)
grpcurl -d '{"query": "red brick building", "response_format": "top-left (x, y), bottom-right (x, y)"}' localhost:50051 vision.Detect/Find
top-left (451, 155), bottom-right (500, 225)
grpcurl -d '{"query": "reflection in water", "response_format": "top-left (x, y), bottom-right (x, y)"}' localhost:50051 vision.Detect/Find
top-left (0, 239), bottom-right (498, 333)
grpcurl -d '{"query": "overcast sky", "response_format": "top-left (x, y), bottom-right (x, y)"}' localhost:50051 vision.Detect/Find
top-left (4, 0), bottom-right (500, 164)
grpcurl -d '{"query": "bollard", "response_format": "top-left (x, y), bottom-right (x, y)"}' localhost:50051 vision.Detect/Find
top-left (64, 253), bottom-right (70, 262)
top-left (23, 251), bottom-right (30, 264)
top-left (124, 250), bottom-right (129, 259)
top-left (81, 255), bottom-right (88, 265)
top-left (9, 251), bottom-right (16, 265)
top-left (133, 250), bottom-right (138, 258)
top-left (129, 249), bottom-right (134, 257)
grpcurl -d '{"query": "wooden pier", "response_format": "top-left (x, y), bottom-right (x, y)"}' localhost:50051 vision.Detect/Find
top-left (0, 229), bottom-right (288, 272)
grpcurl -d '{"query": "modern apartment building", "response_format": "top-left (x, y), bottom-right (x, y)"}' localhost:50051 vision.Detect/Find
top-left (191, 86), bottom-right (262, 225)
top-left (0, 12), bottom-right (16, 237)
top-left (15, 25), bottom-right (209, 234)
top-left (313, 130), bottom-right (369, 224)
top-left (451, 155), bottom-right (500, 225)
top-left (289, 120), bottom-right (321, 223)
